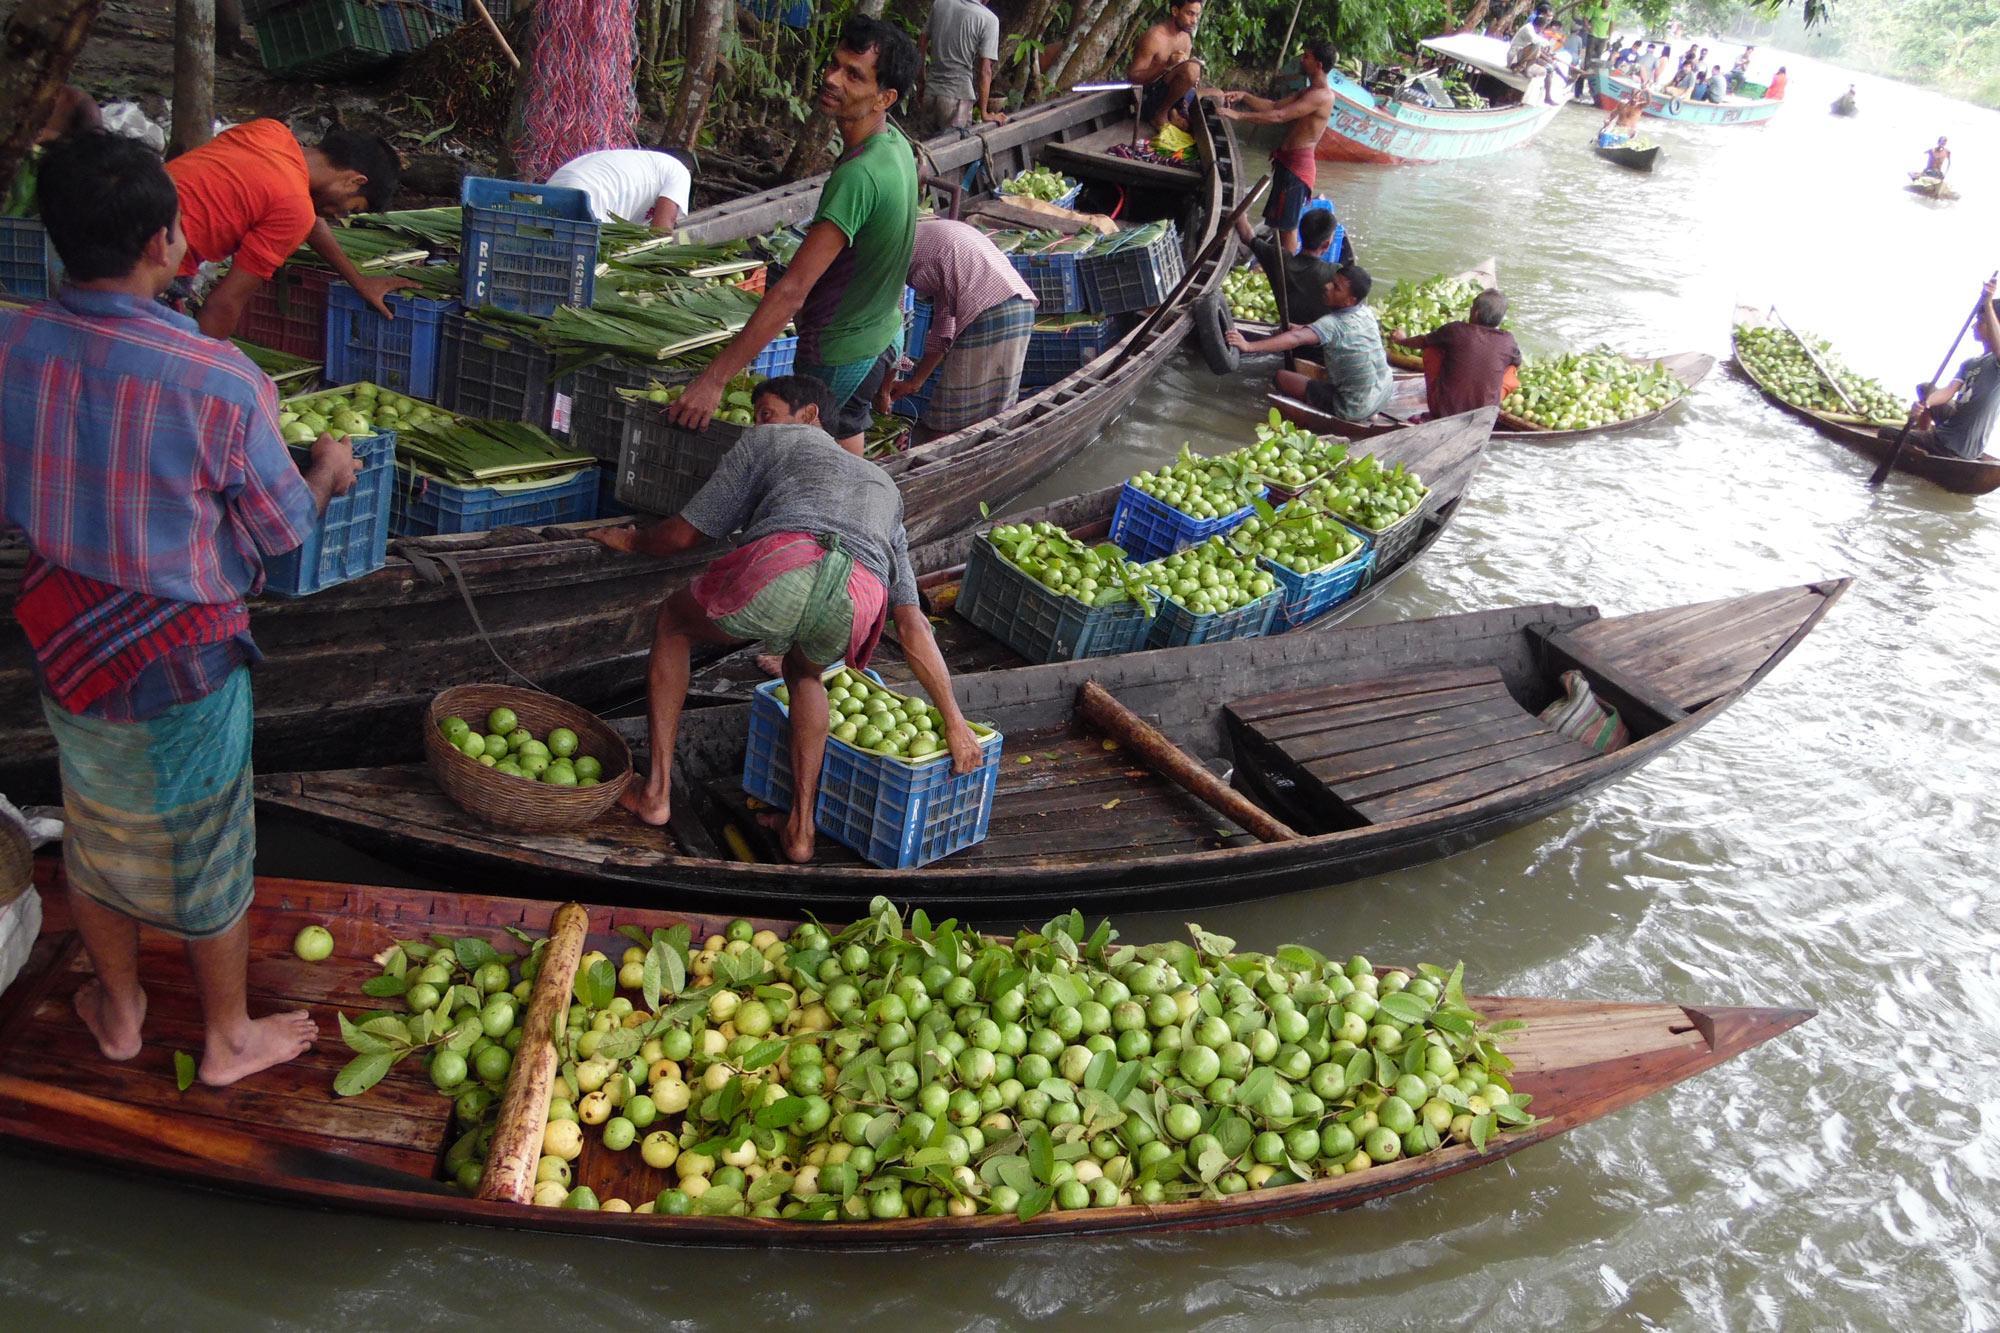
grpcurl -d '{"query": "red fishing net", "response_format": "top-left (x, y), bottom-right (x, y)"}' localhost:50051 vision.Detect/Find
top-left (514, 0), bottom-right (638, 181)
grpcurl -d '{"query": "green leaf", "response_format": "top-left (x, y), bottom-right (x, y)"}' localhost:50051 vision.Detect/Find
top-left (334, 1050), bottom-right (397, 1096)
top-left (1196, 1147), bottom-right (1229, 1182)
top-left (1343, 1049), bottom-right (1373, 1091)
top-left (1082, 1049), bottom-right (1113, 1092)
top-left (453, 937), bottom-right (502, 970)
top-left (742, 1038), bottom-right (788, 1071)
top-left (1373, 1049), bottom-right (1398, 1087)
top-left (1236, 1066), bottom-right (1276, 1110)
top-left (908, 1147), bottom-right (955, 1170)
top-left (1470, 1112), bottom-right (1494, 1152)
top-left (755, 1096), bottom-right (809, 1130)
top-left (1025, 1120), bottom-right (1055, 1183)
top-left (595, 1028), bottom-right (641, 1061)
top-left (994, 1155), bottom-right (1037, 1195)
top-left (338, 1012), bottom-right (392, 1054)
top-left (361, 974), bottom-right (408, 998)
top-left (383, 947), bottom-right (407, 979)
top-left (1275, 943), bottom-right (1327, 973)
top-left (1018, 1185), bottom-right (1053, 1222)
top-left (1046, 972), bottom-right (1081, 1008)
top-left (397, 939), bottom-right (434, 961)
top-left (748, 1171), bottom-right (793, 1204)
top-left (1378, 992), bottom-right (1431, 1026)
top-left (575, 958), bottom-right (616, 1010)
top-left (360, 1015), bottom-right (413, 1045)
top-left (1106, 1060), bottom-right (1143, 1104)
top-left (174, 1051), bottom-right (197, 1092)
top-left (1212, 1112), bottom-right (1253, 1158)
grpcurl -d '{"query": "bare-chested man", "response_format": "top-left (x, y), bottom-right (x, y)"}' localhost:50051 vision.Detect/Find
top-left (1218, 39), bottom-right (1337, 255)
top-left (1598, 86), bottom-right (1646, 146)
top-left (1129, 0), bottom-right (1204, 132)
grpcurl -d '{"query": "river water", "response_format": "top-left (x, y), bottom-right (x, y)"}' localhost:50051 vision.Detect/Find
top-left (4, 50), bottom-right (1998, 1332)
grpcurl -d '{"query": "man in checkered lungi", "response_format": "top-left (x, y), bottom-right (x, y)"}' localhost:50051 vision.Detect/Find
top-left (879, 217), bottom-right (1037, 438)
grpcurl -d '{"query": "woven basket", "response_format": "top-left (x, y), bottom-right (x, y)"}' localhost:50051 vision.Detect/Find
top-left (424, 685), bottom-right (633, 833)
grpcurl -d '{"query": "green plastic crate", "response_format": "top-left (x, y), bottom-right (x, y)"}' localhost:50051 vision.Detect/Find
top-left (256, 0), bottom-right (398, 79)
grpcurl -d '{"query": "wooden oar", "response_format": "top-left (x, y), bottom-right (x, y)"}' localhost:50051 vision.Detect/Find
top-left (0, 1073), bottom-right (454, 1195)
top-left (1077, 681), bottom-right (1299, 843)
top-left (1771, 308), bottom-right (1861, 416)
top-left (1870, 276), bottom-right (1996, 488)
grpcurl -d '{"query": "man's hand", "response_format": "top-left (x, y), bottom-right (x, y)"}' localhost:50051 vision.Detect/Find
top-left (985, 110), bottom-right (1009, 125)
top-left (586, 524), bottom-right (641, 555)
top-left (885, 377), bottom-right (920, 404)
top-left (945, 719), bottom-right (983, 775)
top-left (667, 369), bottom-right (726, 430)
top-left (309, 432), bottom-right (360, 496)
top-left (1225, 329), bottom-right (1250, 352)
top-left (349, 274), bottom-right (422, 321)
top-left (1391, 328), bottom-right (1408, 341)
top-left (873, 379), bottom-right (898, 415)
top-left (1982, 275), bottom-right (1996, 304)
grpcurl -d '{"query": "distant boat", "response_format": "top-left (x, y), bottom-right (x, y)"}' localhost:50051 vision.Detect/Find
top-left (1316, 35), bottom-right (1567, 165)
top-left (1830, 92), bottom-right (1858, 116)
top-left (1594, 138), bottom-right (1660, 172)
top-left (1907, 173), bottom-right (1959, 201)
top-left (1593, 69), bottom-right (1783, 126)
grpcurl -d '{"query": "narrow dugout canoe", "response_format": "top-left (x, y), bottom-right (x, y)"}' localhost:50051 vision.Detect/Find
top-left (1730, 327), bottom-right (2000, 496)
top-left (257, 579), bottom-right (1849, 917)
top-left (1593, 140), bottom-right (1660, 172)
top-left (0, 868), bottom-right (1813, 1247)
top-left (0, 92), bottom-right (1246, 804)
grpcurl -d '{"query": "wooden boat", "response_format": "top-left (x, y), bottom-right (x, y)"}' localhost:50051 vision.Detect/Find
top-left (1730, 324), bottom-right (2000, 495)
top-left (1905, 174), bottom-right (1959, 202)
top-left (1276, 352), bottom-right (1714, 445)
top-left (1830, 94), bottom-right (1858, 116)
top-left (687, 410), bottom-right (1495, 698)
top-left (1594, 139), bottom-right (1660, 172)
top-left (1315, 45), bottom-right (1566, 165)
top-left (258, 579), bottom-right (1848, 916)
top-left (1593, 69), bottom-right (1783, 126)
top-left (0, 865), bottom-right (1814, 1246)
top-left (0, 91), bottom-right (1246, 804)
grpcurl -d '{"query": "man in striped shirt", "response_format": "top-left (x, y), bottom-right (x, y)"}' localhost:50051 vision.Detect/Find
top-left (0, 132), bottom-right (357, 1087)
top-left (878, 217), bottom-right (1037, 436)
top-left (1225, 262), bottom-right (1393, 422)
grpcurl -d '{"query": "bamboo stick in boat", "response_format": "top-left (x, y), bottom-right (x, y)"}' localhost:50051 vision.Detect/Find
top-left (477, 901), bottom-right (589, 1204)
top-left (1075, 681), bottom-right (1299, 844)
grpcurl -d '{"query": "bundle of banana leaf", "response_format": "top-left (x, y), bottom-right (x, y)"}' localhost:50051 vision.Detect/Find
top-left (282, 227), bottom-right (430, 272)
top-left (540, 282), bottom-right (764, 362)
top-left (341, 207), bottom-right (462, 251)
top-left (1089, 220), bottom-right (1170, 256)
top-left (233, 339), bottom-right (321, 388)
top-left (396, 417), bottom-right (593, 485)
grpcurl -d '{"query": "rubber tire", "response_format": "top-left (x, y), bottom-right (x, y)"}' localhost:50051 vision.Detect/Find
top-left (1193, 291), bottom-right (1241, 375)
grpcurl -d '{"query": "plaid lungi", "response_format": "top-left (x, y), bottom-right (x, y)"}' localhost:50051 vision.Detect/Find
top-left (42, 666), bottom-right (257, 938)
top-left (923, 297), bottom-right (1035, 433)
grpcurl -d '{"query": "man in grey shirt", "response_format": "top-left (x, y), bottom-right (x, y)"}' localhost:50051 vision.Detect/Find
top-left (1905, 276), bottom-right (2000, 462)
top-left (589, 375), bottom-right (982, 860)
top-left (917, 0), bottom-right (1005, 133)
top-left (1223, 263), bottom-right (1395, 422)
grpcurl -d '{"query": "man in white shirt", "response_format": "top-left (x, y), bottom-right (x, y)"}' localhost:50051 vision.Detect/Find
top-left (917, 0), bottom-right (1005, 133)
top-left (545, 148), bottom-right (695, 231)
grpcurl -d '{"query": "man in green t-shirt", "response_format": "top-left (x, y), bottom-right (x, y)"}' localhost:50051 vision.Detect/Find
top-left (669, 17), bottom-right (919, 454)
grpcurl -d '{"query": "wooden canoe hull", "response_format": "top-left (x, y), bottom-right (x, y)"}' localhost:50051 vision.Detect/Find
top-left (1317, 90), bottom-right (1564, 165)
top-left (1594, 141), bottom-right (1659, 172)
top-left (1729, 340), bottom-right (2000, 495)
top-left (0, 869), bottom-right (1814, 1247)
top-left (257, 579), bottom-right (1849, 917)
top-left (0, 92), bottom-right (1244, 804)
top-left (1593, 71), bottom-right (1783, 126)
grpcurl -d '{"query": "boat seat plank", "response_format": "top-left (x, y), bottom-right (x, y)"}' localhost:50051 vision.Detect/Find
top-left (1248, 680), bottom-right (1514, 743)
top-left (1302, 712), bottom-right (1553, 786)
top-left (1274, 694), bottom-right (1526, 766)
top-left (1330, 731), bottom-right (1582, 803)
top-left (1347, 740), bottom-right (1599, 823)
top-left (1038, 123), bottom-right (1203, 191)
top-left (1226, 666), bottom-right (1499, 724)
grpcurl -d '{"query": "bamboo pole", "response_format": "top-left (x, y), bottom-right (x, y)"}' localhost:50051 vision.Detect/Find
top-left (1076, 681), bottom-right (1300, 843)
top-left (476, 901), bottom-right (589, 1204)
top-left (468, 0), bottom-right (521, 71)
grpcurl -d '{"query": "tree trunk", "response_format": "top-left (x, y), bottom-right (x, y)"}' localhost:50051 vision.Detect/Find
top-left (1459, 0), bottom-right (1493, 32)
top-left (170, 0), bottom-right (216, 159)
top-left (1041, 0), bottom-right (1114, 90)
top-left (0, 0), bottom-right (103, 203)
top-left (663, 0), bottom-right (728, 147)
top-left (1050, 0), bottom-right (1147, 92)
top-left (1002, 0), bottom-right (1060, 99)
top-left (214, 0), bottom-right (246, 55)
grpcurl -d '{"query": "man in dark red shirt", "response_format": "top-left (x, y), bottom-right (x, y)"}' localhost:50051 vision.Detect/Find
top-left (1390, 288), bottom-right (1521, 419)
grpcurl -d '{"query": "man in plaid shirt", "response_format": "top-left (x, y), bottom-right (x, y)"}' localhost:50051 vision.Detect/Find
top-left (0, 132), bottom-right (358, 1087)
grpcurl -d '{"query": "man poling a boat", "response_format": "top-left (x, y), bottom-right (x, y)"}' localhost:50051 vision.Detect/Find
top-left (1237, 206), bottom-right (1351, 325)
top-left (664, 17), bottom-right (919, 455)
top-left (1216, 39), bottom-right (1338, 256)
top-left (0, 131), bottom-right (362, 1087)
top-left (1127, 0), bottom-right (1205, 133)
top-left (1387, 287), bottom-right (1522, 421)
top-left (1899, 276), bottom-right (2000, 462)
top-left (1224, 263), bottom-right (1395, 422)
top-left (586, 374), bottom-right (982, 862)
top-left (1918, 137), bottom-right (1952, 181)
top-left (1599, 85), bottom-right (1648, 147)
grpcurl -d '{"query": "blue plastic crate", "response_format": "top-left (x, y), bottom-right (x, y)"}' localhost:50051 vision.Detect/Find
top-left (418, 0), bottom-right (463, 19)
top-left (1008, 247), bottom-right (1088, 314)
top-left (742, 673), bottom-right (1003, 869)
top-left (460, 177), bottom-right (599, 316)
top-left (391, 463), bottom-right (597, 536)
top-left (324, 283), bottom-right (457, 399)
top-left (0, 217), bottom-right (53, 300)
top-left (747, 333), bottom-right (798, 378)
top-left (955, 535), bottom-right (1152, 664)
top-left (1256, 532), bottom-right (1376, 631)
top-left (1143, 585), bottom-right (1281, 648)
top-left (264, 430), bottom-right (396, 596)
top-left (1107, 480), bottom-right (1260, 563)
top-left (1020, 315), bottom-right (1119, 389)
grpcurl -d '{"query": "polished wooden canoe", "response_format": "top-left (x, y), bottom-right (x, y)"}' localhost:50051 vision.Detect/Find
top-left (686, 410), bottom-right (1495, 699)
top-left (0, 867), bottom-right (1813, 1246)
top-left (1594, 140), bottom-right (1660, 172)
top-left (1730, 327), bottom-right (2000, 496)
top-left (1275, 350), bottom-right (1711, 445)
top-left (258, 579), bottom-right (1848, 916)
top-left (0, 92), bottom-right (1245, 804)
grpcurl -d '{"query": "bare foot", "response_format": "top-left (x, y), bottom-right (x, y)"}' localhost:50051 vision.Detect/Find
top-left (777, 810), bottom-right (817, 865)
top-left (620, 778), bottom-right (671, 826)
top-left (200, 1010), bottom-right (318, 1087)
top-left (74, 978), bottom-right (146, 1061)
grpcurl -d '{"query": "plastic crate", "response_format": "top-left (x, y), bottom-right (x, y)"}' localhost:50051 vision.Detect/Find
top-left (956, 535), bottom-right (1153, 664)
top-left (254, 0), bottom-right (398, 78)
top-left (418, 0), bottom-right (463, 19)
top-left (568, 358), bottom-right (676, 462)
top-left (1107, 481), bottom-right (1259, 563)
top-left (743, 674), bottom-right (1003, 869)
top-left (1143, 585), bottom-right (1281, 648)
top-left (324, 283), bottom-right (457, 399)
top-left (741, 0), bottom-right (814, 26)
top-left (615, 403), bottom-right (743, 516)
top-left (0, 217), bottom-right (53, 300)
top-left (1021, 315), bottom-right (1119, 389)
top-left (461, 177), bottom-right (599, 316)
top-left (437, 312), bottom-right (559, 427)
top-left (263, 430), bottom-right (395, 596)
top-left (747, 333), bottom-right (798, 378)
top-left (238, 265), bottom-right (334, 361)
top-left (1079, 222), bottom-right (1184, 316)
top-left (1009, 248), bottom-right (1088, 314)
top-left (594, 470), bottom-right (630, 518)
top-left (378, 1), bottom-right (438, 52)
top-left (1257, 534), bottom-right (1376, 631)
top-left (1341, 496), bottom-right (1428, 576)
top-left (391, 463), bottom-right (597, 536)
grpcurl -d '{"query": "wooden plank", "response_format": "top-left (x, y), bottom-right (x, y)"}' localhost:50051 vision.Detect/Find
top-left (1537, 629), bottom-right (1690, 726)
top-left (1227, 666), bottom-right (1499, 724)
top-left (1303, 711), bottom-right (1552, 786)
top-left (1248, 681), bottom-right (1512, 743)
top-left (1351, 742), bottom-right (1599, 823)
top-left (1276, 695), bottom-right (1525, 766)
top-left (1332, 732), bottom-right (1580, 803)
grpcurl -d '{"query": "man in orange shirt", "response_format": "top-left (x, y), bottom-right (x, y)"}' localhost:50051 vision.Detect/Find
top-left (165, 121), bottom-right (414, 340)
